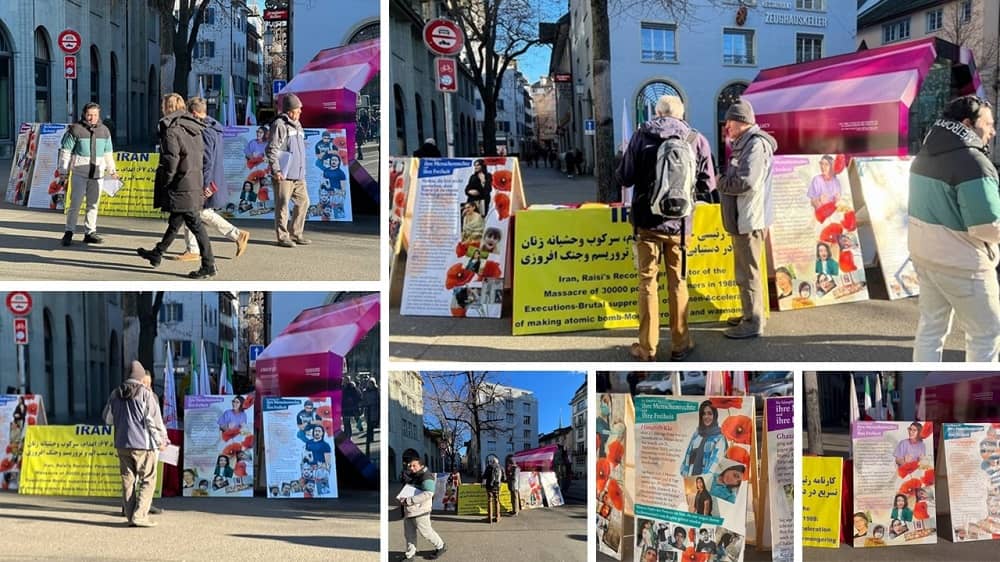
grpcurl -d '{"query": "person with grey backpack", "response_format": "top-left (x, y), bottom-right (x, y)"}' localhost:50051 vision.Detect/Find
top-left (617, 95), bottom-right (716, 361)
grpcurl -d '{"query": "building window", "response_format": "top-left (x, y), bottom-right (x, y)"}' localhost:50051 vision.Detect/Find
top-left (635, 80), bottom-right (682, 124)
top-left (523, 415), bottom-right (531, 424)
top-left (194, 41), bottom-right (215, 59)
top-left (926, 9), bottom-right (943, 32)
top-left (523, 443), bottom-right (530, 451)
top-left (0, 27), bottom-right (13, 142)
top-left (487, 440), bottom-right (496, 450)
top-left (162, 303), bottom-right (183, 323)
top-left (523, 402), bottom-right (531, 412)
top-left (640, 22), bottom-right (677, 62)
top-left (882, 19), bottom-right (910, 44)
top-left (796, 34), bottom-right (823, 63)
top-left (35, 27), bottom-right (51, 123)
top-left (205, 7), bottom-right (215, 25)
top-left (796, 0), bottom-right (824, 10)
top-left (497, 99), bottom-right (505, 111)
top-left (723, 28), bottom-right (755, 65)
top-left (110, 53), bottom-right (118, 125)
top-left (90, 46), bottom-right (99, 105)
top-left (506, 442), bottom-right (514, 452)
top-left (523, 429), bottom-right (530, 438)
top-left (961, 0), bottom-right (972, 22)
top-left (506, 413), bottom-right (514, 425)
top-left (414, 93), bottom-right (425, 145)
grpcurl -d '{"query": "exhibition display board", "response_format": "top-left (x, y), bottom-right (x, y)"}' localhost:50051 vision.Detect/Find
top-left (455, 483), bottom-right (512, 515)
top-left (632, 395), bottom-right (755, 562)
top-left (597, 393), bottom-right (636, 560)
top-left (261, 396), bottom-right (338, 499)
top-left (400, 158), bottom-right (527, 318)
top-left (0, 394), bottom-right (46, 491)
top-left (769, 155), bottom-right (869, 311)
top-left (801, 456), bottom-right (842, 548)
top-left (513, 205), bottom-right (766, 335)
top-left (851, 421), bottom-right (937, 547)
top-left (432, 472), bottom-right (460, 512)
top-left (182, 395), bottom-right (255, 497)
top-left (761, 397), bottom-right (794, 562)
top-left (942, 423), bottom-right (1000, 542)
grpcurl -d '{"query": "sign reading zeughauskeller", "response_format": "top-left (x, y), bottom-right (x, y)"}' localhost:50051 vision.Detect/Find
top-left (764, 12), bottom-right (828, 27)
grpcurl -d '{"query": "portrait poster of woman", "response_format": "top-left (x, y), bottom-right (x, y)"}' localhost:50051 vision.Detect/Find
top-left (597, 392), bottom-right (636, 560)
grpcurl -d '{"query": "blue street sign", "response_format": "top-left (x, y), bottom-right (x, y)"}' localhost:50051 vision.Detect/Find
top-left (584, 119), bottom-right (596, 135)
top-left (249, 344), bottom-right (265, 363)
top-left (272, 80), bottom-right (287, 95)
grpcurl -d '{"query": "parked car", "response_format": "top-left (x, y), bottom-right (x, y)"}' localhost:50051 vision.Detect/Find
top-left (750, 371), bottom-right (793, 400)
top-left (635, 372), bottom-right (706, 395)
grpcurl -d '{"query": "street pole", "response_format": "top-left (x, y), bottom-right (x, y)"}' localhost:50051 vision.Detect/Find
top-left (17, 342), bottom-right (25, 393)
top-left (804, 372), bottom-right (824, 455)
top-left (444, 92), bottom-right (455, 157)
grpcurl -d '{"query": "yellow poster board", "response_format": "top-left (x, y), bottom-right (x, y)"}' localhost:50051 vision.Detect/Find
top-left (512, 204), bottom-right (767, 335)
top-left (19, 425), bottom-right (162, 497)
top-left (802, 456), bottom-right (843, 548)
top-left (456, 483), bottom-right (513, 515)
top-left (65, 152), bottom-right (166, 219)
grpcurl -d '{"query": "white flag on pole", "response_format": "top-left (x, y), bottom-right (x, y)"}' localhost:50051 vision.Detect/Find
top-left (848, 374), bottom-right (860, 427)
top-left (198, 340), bottom-right (211, 395)
top-left (162, 342), bottom-right (180, 430)
top-left (874, 373), bottom-right (884, 421)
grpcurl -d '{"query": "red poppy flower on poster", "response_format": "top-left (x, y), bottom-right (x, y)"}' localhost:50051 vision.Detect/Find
top-left (393, 175), bottom-right (405, 191)
top-left (842, 210), bottom-right (857, 231)
top-left (721, 415), bottom-right (753, 444)
top-left (450, 306), bottom-right (467, 318)
top-left (681, 547), bottom-right (709, 562)
top-left (725, 446), bottom-right (751, 478)
top-left (833, 154), bottom-right (848, 175)
top-left (688, 528), bottom-right (696, 543)
top-left (445, 263), bottom-right (474, 289)
top-left (0, 459), bottom-right (11, 472)
top-left (333, 136), bottom-right (347, 148)
top-left (26, 403), bottom-right (38, 415)
top-left (246, 169), bottom-right (268, 183)
top-left (898, 478), bottom-right (922, 496)
top-left (222, 443), bottom-right (243, 457)
top-left (921, 468), bottom-right (935, 487)
top-left (394, 189), bottom-right (406, 211)
top-left (606, 478), bottom-right (624, 511)
top-left (492, 170), bottom-right (513, 192)
top-left (338, 150), bottom-right (349, 163)
top-left (814, 201), bottom-right (837, 223)
top-left (913, 500), bottom-right (930, 520)
top-left (455, 241), bottom-right (469, 258)
top-left (710, 397), bottom-right (743, 410)
top-left (322, 419), bottom-right (335, 436)
top-left (819, 222), bottom-right (844, 244)
top-left (478, 261), bottom-right (502, 280)
top-left (318, 405), bottom-right (333, 419)
top-left (26, 416), bottom-right (36, 425)
top-left (596, 458), bottom-right (611, 492)
top-left (483, 157), bottom-right (506, 167)
top-left (246, 155), bottom-right (265, 169)
top-left (243, 395), bottom-right (255, 410)
top-left (494, 193), bottom-right (511, 220)
top-left (221, 428), bottom-right (242, 442)
top-left (608, 440), bottom-right (625, 467)
top-left (242, 435), bottom-right (254, 449)
top-left (4, 445), bottom-right (10, 454)
top-left (48, 181), bottom-right (62, 194)
top-left (920, 422), bottom-right (934, 440)
top-left (897, 460), bottom-right (919, 478)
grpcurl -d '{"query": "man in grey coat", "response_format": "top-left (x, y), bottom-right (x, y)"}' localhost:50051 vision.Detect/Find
top-left (399, 457), bottom-right (446, 559)
top-left (266, 93), bottom-right (312, 247)
top-left (103, 360), bottom-right (168, 527)
top-left (719, 100), bottom-right (777, 339)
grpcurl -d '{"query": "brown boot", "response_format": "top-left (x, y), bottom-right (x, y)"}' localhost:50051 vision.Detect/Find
top-left (169, 252), bottom-right (201, 262)
top-left (235, 231), bottom-right (250, 257)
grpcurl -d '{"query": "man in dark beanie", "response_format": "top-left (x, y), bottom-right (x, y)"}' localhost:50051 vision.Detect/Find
top-left (719, 99), bottom-right (777, 339)
top-left (266, 93), bottom-right (312, 247)
top-left (102, 361), bottom-right (168, 527)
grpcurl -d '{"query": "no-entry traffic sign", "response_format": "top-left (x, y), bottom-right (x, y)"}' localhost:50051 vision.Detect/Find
top-left (58, 29), bottom-right (82, 55)
top-left (14, 318), bottom-right (28, 345)
top-left (6, 292), bottom-right (32, 315)
top-left (423, 19), bottom-right (464, 57)
top-left (64, 56), bottom-right (77, 80)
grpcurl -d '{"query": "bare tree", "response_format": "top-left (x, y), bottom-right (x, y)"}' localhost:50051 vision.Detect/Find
top-left (155, 0), bottom-right (243, 96)
top-left (122, 292), bottom-right (165, 383)
top-left (443, 0), bottom-right (558, 156)
top-left (424, 371), bottom-right (511, 477)
top-left (938, 1), bottom-right (1000, 103)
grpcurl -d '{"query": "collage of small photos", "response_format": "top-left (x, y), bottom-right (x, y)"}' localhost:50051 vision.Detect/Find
top-left (4, 2), bottom-right (1000, 562)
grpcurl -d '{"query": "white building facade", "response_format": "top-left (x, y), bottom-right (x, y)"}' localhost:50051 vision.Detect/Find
top-left (477, 383), bottom-right (539, 472)
top-left (566, 0), bottom-right (857, 166)
top-left (389, 370), bottom-right (424, 481)
top-left (188, 1), bottom-right (250, 120)
top-left (570, 382), bottom-right (587, 479)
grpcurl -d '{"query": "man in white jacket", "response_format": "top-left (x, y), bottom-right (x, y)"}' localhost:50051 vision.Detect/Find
top-left (399, 457), bottom-right (446, 559)
top-left (57, 102), bottom-right (118, 246)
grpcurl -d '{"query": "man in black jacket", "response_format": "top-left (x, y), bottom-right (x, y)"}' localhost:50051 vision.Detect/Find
top-left (136, 93), bottom-right (216, 279)
top-left (618, 95), bottom-right (716, 361)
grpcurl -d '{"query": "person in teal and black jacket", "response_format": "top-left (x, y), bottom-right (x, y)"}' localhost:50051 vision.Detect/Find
top-left (57, 102), bottom-right (117, 246)
top-left (909, 95), bottom-right (1000, 362)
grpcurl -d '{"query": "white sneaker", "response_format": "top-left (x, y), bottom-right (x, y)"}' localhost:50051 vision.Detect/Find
top-left (404, 546), bottom-right (416, 560)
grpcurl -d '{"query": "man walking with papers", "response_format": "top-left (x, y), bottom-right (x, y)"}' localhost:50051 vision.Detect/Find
top-left (266, 93), bottom-right (312, 247)
top-left (102, 361), bottom-right (169, 528)
top-left (398, 457), bottom-right (447, 560)
top-left (56, 101), bottom-right (118, 246)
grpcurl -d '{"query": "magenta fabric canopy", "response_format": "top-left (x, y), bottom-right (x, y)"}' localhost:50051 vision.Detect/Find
top-left (742, 38), bottom-right (981, 156)
top-left (512, 444), bottom-right (560, 472)
top-left (255, 293), bottom-right (380, 425)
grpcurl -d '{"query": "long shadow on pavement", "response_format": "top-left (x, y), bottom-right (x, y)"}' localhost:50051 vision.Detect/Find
top-left (0, 250), bottom-right (187, 277)
top-left (231, 533), bottom-right (379, 552)
top-left (1, 512), bottom-right (124, 528)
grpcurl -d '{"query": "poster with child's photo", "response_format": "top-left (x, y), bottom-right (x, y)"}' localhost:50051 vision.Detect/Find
top-left (262, 396), bottom-right (338, 498)
top-left (182, 395), bottom-right (255, 497)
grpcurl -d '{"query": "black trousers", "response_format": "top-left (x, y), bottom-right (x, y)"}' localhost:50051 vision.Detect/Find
top-left (155, 211), bottom-right (214, 268)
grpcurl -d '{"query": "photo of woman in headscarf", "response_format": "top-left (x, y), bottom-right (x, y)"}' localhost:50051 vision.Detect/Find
top-left (680, 400), bottom-right (727, 477)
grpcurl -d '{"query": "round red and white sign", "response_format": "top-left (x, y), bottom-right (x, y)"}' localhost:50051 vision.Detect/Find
top-left (58, 29), bottom-right (82, 55)
top-left (6, 292), bottom-right (32, 315)
top-left (423, 19), bottom-right (464, 57)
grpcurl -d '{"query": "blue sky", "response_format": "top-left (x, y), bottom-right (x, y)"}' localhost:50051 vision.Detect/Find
top-left (424, 371), bottom-right (586, 435)
top-left (517, 3), bottom-right (566, 84)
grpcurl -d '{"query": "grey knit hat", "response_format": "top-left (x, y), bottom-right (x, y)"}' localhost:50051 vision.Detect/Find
top-left (281, 93), bottom-right (303, 112)
top-left (724, 100), bottom-right (755, 125)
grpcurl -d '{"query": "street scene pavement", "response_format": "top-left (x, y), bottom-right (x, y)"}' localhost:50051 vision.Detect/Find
top-left (387, 492), bottom-right (587, 562)
top-left (390, 165), bottom-right (964, 362)
top-left (0, 491), bottom-right (379, 561)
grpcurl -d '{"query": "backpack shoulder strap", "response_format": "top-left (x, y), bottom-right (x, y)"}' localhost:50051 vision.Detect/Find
top-left (685, 128), bottom-right (699, 145)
